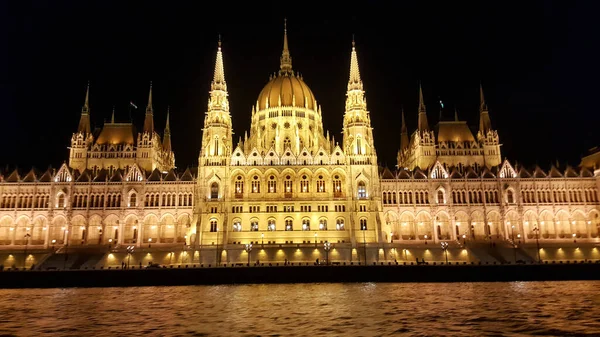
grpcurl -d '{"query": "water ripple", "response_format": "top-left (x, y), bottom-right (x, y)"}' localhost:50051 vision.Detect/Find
top-left (0, 281), bottom-right (599, 336)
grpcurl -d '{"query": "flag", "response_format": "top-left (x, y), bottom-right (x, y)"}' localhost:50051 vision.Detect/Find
top-left (130, 101), bottom-right (138, 109)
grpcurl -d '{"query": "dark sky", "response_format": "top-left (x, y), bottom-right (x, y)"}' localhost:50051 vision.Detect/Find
top-left (2, 1), bottom-right (599, 171)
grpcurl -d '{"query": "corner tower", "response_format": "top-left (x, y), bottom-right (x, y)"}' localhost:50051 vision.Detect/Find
top-left (477, 84), bottom-right (501, 167)
top-left (69, 82), bottom-right (94, 171)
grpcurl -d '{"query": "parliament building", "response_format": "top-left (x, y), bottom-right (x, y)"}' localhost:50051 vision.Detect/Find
top-left (1, 23), bottom-right (599, 266)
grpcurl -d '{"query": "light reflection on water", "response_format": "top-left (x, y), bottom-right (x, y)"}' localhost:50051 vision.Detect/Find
top-left (0, 281), bottom-right (599, 336)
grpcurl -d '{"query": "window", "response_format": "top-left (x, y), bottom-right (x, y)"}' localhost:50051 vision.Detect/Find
top-left (316, 175), bottom-right (325, 193)
top-left (251, 221), bottom-right (259, 232)
top-left (284, 205), bottom-right (294, 212)
top-left (336, 219), bottom-right (345, 230)
top-left (235, 176), bottom-right (243, 195)
top-left (357, 181), bottom-right (367, 199)
top-left (437, 190), bottom-right (444, 204)
top-left (284, 176), bottom-right (293, 194)
top-left (507, 190), bottom-right (514, 204)
top-left (233, 221), bottom-right (242, 232)
top-left (301, 175), bottom-right (309, 193)
top-left (285, 219), bottom-right (293, 231)
top-left (319, 219), bottom-right (327, 230)
top-left (360, 219), bottom-right (367, 230)
top-left (302, 219), bottom-right (310, 231)
top-left (268, 176), bottom-right (276, 193)
top-left (252, 176), bottom-right (260, 193)
top-left (268, 219), bottom-right (276, 231)
top-left (333, 177), bottom-right (342, 195)
top-left (210, 182), bottom-right (219, 199)
top-left (210, 220), bottom-right (218, 232)
top-left (356, 137), bottom-right (362, 155)
top-left (129, 193), bottom-right (137, 207)
top-left (283, 137), bottom-right (291, 149)
top-left (57, 193), bottom-right (65, 208)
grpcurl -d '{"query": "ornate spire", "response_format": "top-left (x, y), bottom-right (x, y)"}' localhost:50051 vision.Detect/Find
top-left (111, 106), bottom-right (115, 123)
top-left (211, 35), bottom-right (227, 91)
top-left (348, 36), bottom-right (363, 91)
top-left (279, 18), bottom-right (293, 75)
top-left (143, 82), bottom-right (154, 133)
top-left (208, 37), bottom-right (229, 113)
top-left (163, 107), bottom-right (171, 152)
top-left (417, 82), bottom-right (429, 131)
top-left (78, 82), bottom-right (91, 133)
top-left (400, 107), bottom-right (409, 151)
top-left (479, 83), bottom-right (492, 134)
top-left (454, 107), bottom-right (459, 121)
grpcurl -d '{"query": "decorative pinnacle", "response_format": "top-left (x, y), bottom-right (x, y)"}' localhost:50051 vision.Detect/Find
top-left (347, 38), bottom-right (362, 90)
top-left (279, 18), bottom-right (293, 75)
top-left (218, 34), bottom-right (222, 48)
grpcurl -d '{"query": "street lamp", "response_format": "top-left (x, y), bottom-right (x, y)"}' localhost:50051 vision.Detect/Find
top-left (314, 233), bottom-right (318, 248)
top-left (440, 241), bottom-right (449, 264)
top-left (532, 225), bottom-right (541, 263)
top-left (261, 233), bottom-right (264, 247)
top-left (51, 239), bottom-right (56, 253)
top-left (324, 241), bottom-right (331, 265)
top-left (572, 233), bottom-right (577, 243)
top-left (126, 245), bottom-right (134, 269)
top-left (244, 243), bottom-right (253, 266)
top-left (23, 233), bottom-right (31, 269)
top-left (148, 237), bottom-right (152, 248)
top-left (424, 234), bottom-right (428, 245)
top-left (215, 226), bottom-right (220, 265)
top-left (362, 226), bottom-right (367, 265)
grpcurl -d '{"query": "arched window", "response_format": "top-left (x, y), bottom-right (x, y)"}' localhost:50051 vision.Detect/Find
top-left (360, 219), bottom-right (367, 230)
top-left (268, 175), bottom-right (276, 193)
top-left (214, 136), bottom-right (220, 156)
top-left (285, 219), bottom-right (293, 231)
top-left (333, 175), bottom-right (342, 196)
top-left (437, 190), bottom-right (444, 204)
top-left (210, 182), bottom-right (219, 199)
top-left (210, 220), bottom-right (218, 232)
top-left (356, 137), bottom-right (362, 155)
top-left (336, 219), bottom-right (345, 230)
top-left (316, 175), bottom-right (325, 193)
top-left (232, 221), bottom-right (242, 232)
top-left (300, 175), bottom-right (309, 193)
top-left (268, 219), bottom-right (276, 231)
top-left (283, 137), bottom-right (291, 149)
top-left (319, 219), bottom-right (327, 230)
top-left (250, 220), bottom-right (259, 232)
top-left (284, 175), bottom-right (293, 194)
top-left (302, 219), bottom-right (310, 231)
top-left (507, 190), bottom-right (515, 204)
top-left (357, 181), bottom-right (367, 199)
top-left (251, 176), bottom-right (260, 193)
top-left (57, 193), bottom-right (65, 208)
top-left (234, 176), bottom-right (243, 196)
top-left (129, 193), bottom-right (137, 207)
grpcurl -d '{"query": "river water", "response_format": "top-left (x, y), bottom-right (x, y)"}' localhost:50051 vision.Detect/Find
top-left (0, 281), bottom-right (599, 336)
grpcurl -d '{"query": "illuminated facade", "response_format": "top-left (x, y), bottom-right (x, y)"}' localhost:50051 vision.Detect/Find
top-left (0, 23), bottom-right (599, 265)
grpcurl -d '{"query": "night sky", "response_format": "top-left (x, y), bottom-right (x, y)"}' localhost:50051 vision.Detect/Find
top-left (2, 1), bottom-right (599, 171)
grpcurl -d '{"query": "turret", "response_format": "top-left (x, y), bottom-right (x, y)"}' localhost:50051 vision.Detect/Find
top-left (477, 84), bottom-right (501, 167)
top-left (69, 82), bottom-right (93, 171)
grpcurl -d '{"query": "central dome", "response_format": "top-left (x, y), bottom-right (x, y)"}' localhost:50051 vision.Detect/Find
top-left (257, 73), bottom-right (316, 111)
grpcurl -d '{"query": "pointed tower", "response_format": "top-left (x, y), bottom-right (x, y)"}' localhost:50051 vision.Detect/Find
top-left (342, 39), bottom-right (375, 158)
top-left (400, 108), bottom-right (409, 152)
top-left (341, 38), bottom-right (383, 245)
top-left (143, 82), bottom-right (154, 133)
top-left (397, 83), bottom-right (436, 170)
top-left (199, 36), bottom-right (233, 162)
top-left (78, 82), bottom-right (91, 134)
top-left (279, 18), bottom-right (293, 75)
top-left (69, 82), bottom-right (94, 171)
top-left (477, 84), bottom-right (501, 167)
top-left (160, 107), bottom-right (175, 170)
top-left (163, 108), bottom-right (172, 152)
top-left (417, 83), bottom-right (429, 132)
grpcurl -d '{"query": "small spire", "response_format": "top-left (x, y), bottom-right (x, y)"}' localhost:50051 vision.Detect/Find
top-left (347, 38), bottom-right (362, 91)
top-left (454, 107), bottom-right (459, 121)
top-left (417, 82), bottom-right (429, 131)
top-left (218, 34), bottom-right (221, 47)
top-left (111, 106), bottom-right (115, 123)
top-left (400, 107), bottom-right (409, 151)
top-left (212, 37), bottom-right (227, 90)
top-left (279, 18), bottom-right (293, 75)
top-left (143, 82), bottom-right (154, 133)
top-left (479, 83), bottom-right (492, 134)
top-left (78, 82), bottom-right (91, 133)
top-left (163, 107), bottom-right (172, 152)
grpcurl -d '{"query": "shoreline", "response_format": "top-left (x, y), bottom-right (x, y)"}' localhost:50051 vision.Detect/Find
top-left (0, 263), bottom-right (599, 288)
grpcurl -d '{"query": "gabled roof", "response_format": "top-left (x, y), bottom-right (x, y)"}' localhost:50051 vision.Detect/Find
top-left (93, 169), bottom-right (108, 182)
top-left (76, 169), bottom-right (92, 182)
top-left (548, 166), bottom-right (563, 178)
top-left (109, 169), bottom-right (123, 182)
top-left (580, 167), bottom-right (593, 177)
top-left (180, 168), bottom-right (194, 181)
top-left (397, 169), bottom-right (412, 179)
top-left (449, 167), bottom-right (463, 179)
top-left (518, 167), bottom-right (532, 178)
top-left (464, 166), bottom-right (479, 178)
top-left (564, 166), bottom-right (579, 178)
top-left (414, 167), bottom-right (427, 179)
top-left (39, 169), bottom-right (53, 182)
top-left (147, 168), bottom-right (162, 181)
top-left (164, 169), bottom-right (177, 181)
top-left (533, 166), bottom-right (547, 178)
top-left (5, 169), bottom-right (20, 182)
top-left (481, 167), bottom-right (496, 178)
top-left (381, 167), bottom-right (395, 179)
top-left (22, 168), bottom-right (37, 182)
